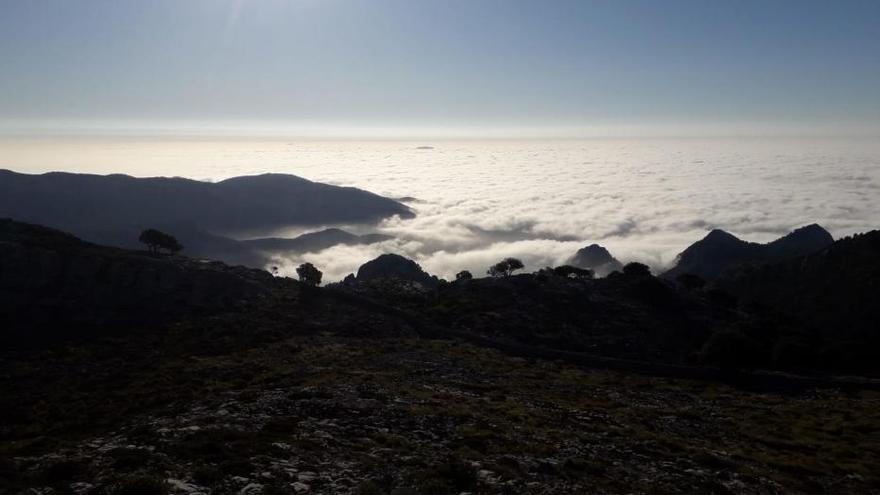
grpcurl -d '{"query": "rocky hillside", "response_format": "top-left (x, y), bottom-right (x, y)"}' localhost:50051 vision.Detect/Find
top-left (0, 219), bottom-right (274, 341)
top-left (715, 229), bottom-right (880, 369)
top-left (663, 224), bottom-right (834, 281)
top-left (2, 220), bottom-right (880, 494)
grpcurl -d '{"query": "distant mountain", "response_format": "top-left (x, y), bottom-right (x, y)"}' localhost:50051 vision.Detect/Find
top-left (242, 228), bottom-right (391, 253)
top-left (0, 169), bottom-right (409, 267)
top-left (569, 244), bottom-right (623, 276)
top-left (663, 224), bottom-right (833, 281)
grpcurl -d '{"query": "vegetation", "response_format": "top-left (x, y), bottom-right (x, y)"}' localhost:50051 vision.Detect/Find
top-left (454, 270), bottom-right (473, 281)
top-left (622, 261), bottom-right (651, 277)
top-left (296, 262), bottom-right (323, 286)
top-left (551, 265), bottom-right (594, 279)
top-left (675, 273), bottom-right (706, 291)
top-left (138, 228), bottom-right (183, 255)
top-left (487, 257), bottom-right (524, 277)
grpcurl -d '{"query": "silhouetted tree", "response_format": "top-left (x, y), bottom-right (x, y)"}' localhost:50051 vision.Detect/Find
top-left (296, 262), bottom-right (322, 286)
top-left (552, 265), bottom-right (595, 279)
top-left (675, 273), bottom-right (706, 291)
top-left (138, 228), bottom-right (183, 255)
top-left (622, 262), bottom-right (651, 277)
top-left (455, 270), bottom-right (473, 281)
top-left (488, 257), bottom-right (524, 277)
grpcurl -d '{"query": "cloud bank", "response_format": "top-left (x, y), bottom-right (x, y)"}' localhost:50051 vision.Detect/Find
top-left (4, 136), bottom-right (878, 282)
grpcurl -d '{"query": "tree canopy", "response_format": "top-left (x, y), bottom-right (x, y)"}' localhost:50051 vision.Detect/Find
top-left (296, 262), bottom-right (323, 286)
top-left (138, 229), bottom-right (183, 255)
top-left (488, 257), bottom-right (524, 277)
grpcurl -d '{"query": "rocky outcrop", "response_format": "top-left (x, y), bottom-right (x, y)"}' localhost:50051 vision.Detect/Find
top-left (569, 244), bottom-right (623, 276)
top-left (0, 219), bottom-right (273, 339)
top-left (663, 224), bottom-right (834, 281)
top-left (351, 254), bottom-right (439, 288)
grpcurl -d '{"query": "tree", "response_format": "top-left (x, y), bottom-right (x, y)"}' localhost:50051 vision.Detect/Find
top-left (455, 270), bottom-right (473, 281)
top-left (552, 265), bottom-right (594, 279)
top-left (622, 262), bottom-right (651, 277)
top-left (139, 228), bottom-right (183, 255)
top-left (296, 262), bottom-right (322, 286)
top-left (487, 257), bottom-right (524, 277)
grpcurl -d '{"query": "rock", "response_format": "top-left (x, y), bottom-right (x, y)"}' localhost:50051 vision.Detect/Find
top-left (291, 481), bottom-right (310, 493)
top-left (353, 254), bottom-right (439, 288)
top-left (166, 479), bottom-right (203, 494)
top-left (69, 483), bottom-right (94, 495)
top-left (297, 472), bottom-right (317, 482)
top-left (238, 483), bottom-right (263, 495)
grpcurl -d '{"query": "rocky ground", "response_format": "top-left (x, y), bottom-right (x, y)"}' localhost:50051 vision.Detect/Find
top-left (3, 331), bottom-right (878, 495)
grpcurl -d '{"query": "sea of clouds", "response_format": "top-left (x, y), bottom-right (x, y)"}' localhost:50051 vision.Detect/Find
top-left (5, 136), bottom-right (879, 281)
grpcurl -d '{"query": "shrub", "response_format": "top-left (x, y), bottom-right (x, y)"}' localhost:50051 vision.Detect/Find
top-left (622, 262), bottom-right (651, 277)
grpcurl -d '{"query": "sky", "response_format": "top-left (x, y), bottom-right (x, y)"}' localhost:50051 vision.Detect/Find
top-left (1, 0), bottom-right (879, 136)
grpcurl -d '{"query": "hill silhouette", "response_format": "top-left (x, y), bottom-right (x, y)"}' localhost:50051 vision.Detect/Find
top-left (0, 169), bottom-right (408, 268)
top-left (569, 243), bottom-right (623, 276)
top-left (715, 230), bottom-right (880, 370)
top-left (663, 224), bottom-right (834, 281)
top-left (2, 219), bottom-right (880, 493)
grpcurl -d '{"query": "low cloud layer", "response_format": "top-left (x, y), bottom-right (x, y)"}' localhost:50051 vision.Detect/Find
top-left (252, 137), bottom-right (880, 282)
top-left (6, 136), bottom-right (878, 282)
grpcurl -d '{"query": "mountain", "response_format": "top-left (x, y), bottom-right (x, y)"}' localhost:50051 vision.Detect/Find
top-left (663, 224), bottom-right (834, 281)
top-left (569, 243), bottom-right (623, 276)
top-left (0, 169), bottom-right (412, 234)
top-left (242, 228), bottom-right (391, 253)
top-left (0, 169), bottom-right (409, 267)
top-left (715, 230), bottom-right (880, 368)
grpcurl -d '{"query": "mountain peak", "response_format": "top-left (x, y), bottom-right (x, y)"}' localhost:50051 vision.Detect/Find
top-left (570, 243), bottom-right (623, 276)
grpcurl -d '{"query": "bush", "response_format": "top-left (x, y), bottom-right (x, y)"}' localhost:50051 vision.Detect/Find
top-left (622, 262), bottom-right (651, 277)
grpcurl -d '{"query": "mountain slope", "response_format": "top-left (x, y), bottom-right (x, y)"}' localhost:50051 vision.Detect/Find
top-left (663, 224), bottom-right (833, 280)
top-left (715, 230), bottom-right (880, 366)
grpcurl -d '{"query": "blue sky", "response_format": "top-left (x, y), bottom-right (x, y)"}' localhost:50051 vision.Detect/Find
top-left (1, 0), bottom-right (879, 135)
